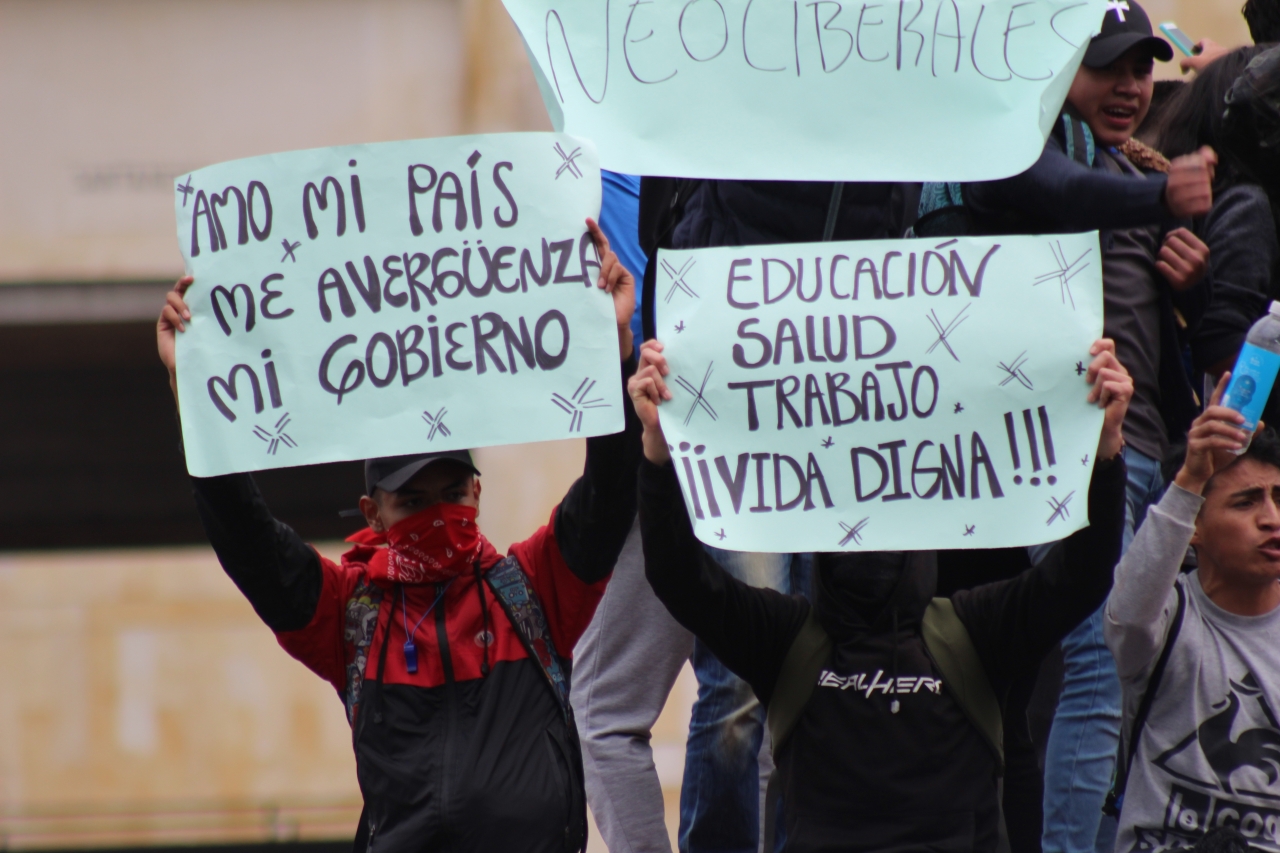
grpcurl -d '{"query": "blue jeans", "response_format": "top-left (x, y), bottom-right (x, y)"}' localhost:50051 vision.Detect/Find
top-left (679, 549), bottom-right (813, 853)
top-left (1042, 446), bottom-right (1164, 853)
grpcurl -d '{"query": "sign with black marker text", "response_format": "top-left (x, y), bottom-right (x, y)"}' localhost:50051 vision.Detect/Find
top-left (173, 133), bottom-right (621, 478)
top-left (656, 232), bottom-right (1105, 552)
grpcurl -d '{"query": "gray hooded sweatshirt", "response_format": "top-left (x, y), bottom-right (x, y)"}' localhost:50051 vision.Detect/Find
top-left (1105, 484), bottom-right (1280, 853)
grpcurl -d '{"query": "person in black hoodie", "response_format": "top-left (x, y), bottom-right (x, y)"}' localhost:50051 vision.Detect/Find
top-left (626, 335), bottom-right (1131, 853)
top-left (1152, 46), bottom-right (1280, 399)
top-left (623, 174), bottom-right (919, 853)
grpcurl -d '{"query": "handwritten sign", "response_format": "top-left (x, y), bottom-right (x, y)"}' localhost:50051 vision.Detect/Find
top-left (173, 133), bottom-right (621, 478)
top-left (655, 232), bottom-right (1104, 552)
top-left (502, 0), bottom-right (1107, 181)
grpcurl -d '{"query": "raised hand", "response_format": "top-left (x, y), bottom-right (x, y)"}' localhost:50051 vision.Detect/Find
top-left (586, 217), bottom-right (636, 360)
top-left (1179, 38), bottom-right (1229, 75)
top-left (1175, 373), bottom-right (1250, 494)
top-left (1085, 338), bottom-right (1134, 461)
top-left (1156, 227), bottom-right (1210, 292)
top-left (1165, 146), bottom-right (1218, 219)
top-left (157, 276), bottom-right (194, 401)
top-left (627, 340), bottom-right (673, 464)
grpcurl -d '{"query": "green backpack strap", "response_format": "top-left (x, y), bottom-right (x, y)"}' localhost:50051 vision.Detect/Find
top-left (922, 597), bottom-right (1004, 773)
top-left (766, 607), bottom-right (833, 755)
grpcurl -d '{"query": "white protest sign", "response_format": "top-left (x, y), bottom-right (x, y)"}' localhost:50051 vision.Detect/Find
top-left (174, 133), bottom-right (621, 478)
top-left (656, 232), bottom-right (1105, 552)
top-left (502, 0), bottom-right (1108, 181)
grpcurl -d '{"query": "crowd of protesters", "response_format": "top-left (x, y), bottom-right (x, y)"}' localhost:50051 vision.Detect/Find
top-left (155, 1), bottom-right (1280, 851)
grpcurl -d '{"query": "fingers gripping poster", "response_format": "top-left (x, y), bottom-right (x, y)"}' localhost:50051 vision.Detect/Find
top-left (502, 0), bottom-right (1109, 181)
top-left (656, 232), bottom-right (1105, 552)
top-left (173, 133), bottom-right (621, 478)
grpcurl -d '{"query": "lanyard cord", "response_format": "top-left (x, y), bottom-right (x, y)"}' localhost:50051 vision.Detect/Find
top-left (400, 580), bottom-right (452, 645)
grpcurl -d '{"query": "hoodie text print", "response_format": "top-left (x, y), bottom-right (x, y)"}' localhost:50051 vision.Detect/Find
top-left (818, 670), bottom-right (944, 696)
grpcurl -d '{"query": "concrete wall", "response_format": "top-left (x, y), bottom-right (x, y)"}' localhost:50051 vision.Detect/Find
top-left (0, 0), bottom-right (548, 285)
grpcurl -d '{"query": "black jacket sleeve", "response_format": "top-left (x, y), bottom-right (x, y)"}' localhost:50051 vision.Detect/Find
top-left (965, 143), bottom-right (1171, 233)
top-left (1191, 185), bottom-right (1280, 372)
top-left (640, 457), bottom-right (809, 707)
top-left (950, 455), bottom-right (1127, 695)
top-left (191, 472), bottom-right (323, 633)
top-left (552, 354), bottom-right (645, 584)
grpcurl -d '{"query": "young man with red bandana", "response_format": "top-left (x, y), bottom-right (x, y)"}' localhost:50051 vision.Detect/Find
top-left (156, 220), bottom-right (641, 853)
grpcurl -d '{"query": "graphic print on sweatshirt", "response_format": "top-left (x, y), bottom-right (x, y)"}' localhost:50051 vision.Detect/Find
top-left (818, 669), bottom-right (944, 697)
top-left (1129, 672), bottom-right (1280, 853)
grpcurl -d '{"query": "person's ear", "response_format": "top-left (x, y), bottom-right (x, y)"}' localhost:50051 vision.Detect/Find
top-left (360, 494), bottom-right (385, 533)
top-left (472, 477), bottom-right (482, 507)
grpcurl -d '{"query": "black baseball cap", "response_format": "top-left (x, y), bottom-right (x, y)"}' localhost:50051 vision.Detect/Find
top-left (364, 450), bottom-right (481, 496)
top-left (1083, 0), bottom-right (1174, 68)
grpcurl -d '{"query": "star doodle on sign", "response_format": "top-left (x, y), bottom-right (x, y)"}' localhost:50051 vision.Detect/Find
top-left (715, 529), bottom-right (726, 541)
top-left (838, 518), bottom-right (870, 547)
top-left (662, 258), bottom-right (699, 303)
top-left (1045, 491), bottom-right (1076, 526)
top-left (925, 304), bottom-right (971, 363)
top-left (964, 525), bottom-right (976, 537)
top-left (281, 239), bottom-right (301, 263)
top-left (553, 142), bottom-right (584, 179)
top-left (675, 321), bottom-right (685, 333)
top-left (1081, 453), bottom-right (1090, 466)
top-left (821, 436), bottom-right (834, 448)
top-left (997, 351), bottom-right (1034, 390)
top-left (1075, 361), bottom-right (1087, 376)
top-left (552, 378), bottom-right (611, 432)
top-left (953, 402), bottom-right (964, 414)
top-left (252, 413), bottom-right (298, 456)
top-left (176, 176), bottom-right (195, 207)
top-left (674, 363), bottom-right (718, 426)
top-left (1033, 240), bottom-right (1091, 309)
top-left (421, 407), bottom-right (451, 441)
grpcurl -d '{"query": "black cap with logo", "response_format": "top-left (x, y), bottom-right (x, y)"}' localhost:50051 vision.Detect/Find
top-left (1083, 0), bottom-right (1174, 68)
top-left (363, 450), bottom-right (481, 496)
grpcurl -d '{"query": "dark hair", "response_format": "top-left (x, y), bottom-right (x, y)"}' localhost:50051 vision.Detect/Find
top-left (1152, 44), bottom-right (1280, 207)
top-left (1137, 79), bottom-right (1187, 142)
top-left (1244, 0), bottom-right (1280, 44)
top-left (1203, 426), bottom-right (1280, 496)
top-left (1153, 45), bottom-right (1272, 191)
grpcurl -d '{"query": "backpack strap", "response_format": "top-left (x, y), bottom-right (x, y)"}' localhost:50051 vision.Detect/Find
top-left (922, 597), bottom-right (1005, 773)
top-left (484, 555), bottom-right (574, 722)
top-left (766, 607), bottom-right (833, 754)
top-left (1104, 580), bottom-right (1187, 817)
top-left (766, 599), bottom-right (1003, 773)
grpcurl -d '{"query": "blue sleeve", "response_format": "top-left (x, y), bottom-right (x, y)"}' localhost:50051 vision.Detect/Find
top-left (599, 171), bottom-right (648, 342)
top-left (964, 144), bottom-right (1171, 232)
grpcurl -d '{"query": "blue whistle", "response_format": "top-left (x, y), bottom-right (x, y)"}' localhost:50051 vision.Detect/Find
top-left (403, 640), bottom-right (419, 674)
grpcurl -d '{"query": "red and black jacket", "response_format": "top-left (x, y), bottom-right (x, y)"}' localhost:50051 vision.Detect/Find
top-left (189, 358), bottom-right (642, 853)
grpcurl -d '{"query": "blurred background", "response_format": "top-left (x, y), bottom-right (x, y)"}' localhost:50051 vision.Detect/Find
top-left (0, 0), bottom-right (1256, 851)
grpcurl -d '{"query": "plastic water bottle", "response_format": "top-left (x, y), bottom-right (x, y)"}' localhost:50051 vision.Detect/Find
top-left (1222, 301), bottom-right (1280, 453)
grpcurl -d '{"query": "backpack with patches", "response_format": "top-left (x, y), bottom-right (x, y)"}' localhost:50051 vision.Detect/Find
top-left (483, 555), bottom-right (574, 720)
top-left (912, 111), bottom-right (1097, 239)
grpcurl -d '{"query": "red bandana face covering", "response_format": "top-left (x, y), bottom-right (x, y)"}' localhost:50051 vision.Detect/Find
top-left (370, 503), bottom-right (483, 584)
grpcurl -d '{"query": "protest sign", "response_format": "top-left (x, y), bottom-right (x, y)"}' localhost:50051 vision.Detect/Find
top-left (173, 133), bottom-right (621, 478)
top-left (655, 232), bottom-right (1104, 552)
top-left (502, 0), bottom-right (1109, 181)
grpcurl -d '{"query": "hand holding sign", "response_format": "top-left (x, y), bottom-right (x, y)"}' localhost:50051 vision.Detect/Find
top-left (653, 232), bottom-right (1119, 552)
top-left (1084, 338), bottom-right (1133, 461)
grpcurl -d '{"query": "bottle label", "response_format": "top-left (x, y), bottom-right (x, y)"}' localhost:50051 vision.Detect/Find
top-left (1223, 343), bottom-right (1280, 430)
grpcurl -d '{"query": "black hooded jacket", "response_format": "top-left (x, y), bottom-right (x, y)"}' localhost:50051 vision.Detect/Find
top-left (640, 455), bottom-right (1126, 853)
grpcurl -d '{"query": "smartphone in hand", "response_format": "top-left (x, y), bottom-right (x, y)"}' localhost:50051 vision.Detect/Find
top-left (1160, 22), bottom-right (1198, 57)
